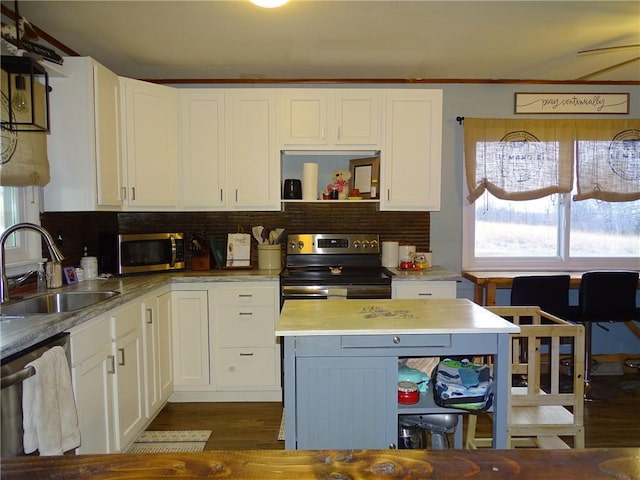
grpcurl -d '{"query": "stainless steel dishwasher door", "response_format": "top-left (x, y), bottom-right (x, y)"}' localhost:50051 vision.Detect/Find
top-left (0, 332), bottom-right (71, 457)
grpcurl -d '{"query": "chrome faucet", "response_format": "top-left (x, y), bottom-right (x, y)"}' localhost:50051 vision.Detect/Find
top-left (1, 223), bottom-right (65, 304)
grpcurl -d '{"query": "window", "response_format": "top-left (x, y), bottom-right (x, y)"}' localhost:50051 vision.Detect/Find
top-left (464, 191), bottom-right (640, 270)
top-left (463, 118), bottom-right (640, 271)
top-left (0, 186), bottom-right (43, 276)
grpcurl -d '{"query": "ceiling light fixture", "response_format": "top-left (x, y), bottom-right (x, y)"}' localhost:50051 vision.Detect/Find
top-left (249, 0), bottom-right (289, 8)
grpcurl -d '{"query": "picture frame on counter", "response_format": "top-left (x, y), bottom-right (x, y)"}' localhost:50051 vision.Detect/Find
top-left (63, 267), bottom-right (78, 285)
top-left (350, 156), bottom-right (380, 199)
top-left (514, 92), bottom-right (629, 114)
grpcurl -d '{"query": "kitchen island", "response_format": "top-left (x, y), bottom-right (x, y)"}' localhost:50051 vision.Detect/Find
top-left (276, 298), bottom-right (520, 450)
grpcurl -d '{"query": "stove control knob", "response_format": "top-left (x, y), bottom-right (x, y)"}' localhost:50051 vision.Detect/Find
top-left (353, 240), bottom-right (361, 248)
top-left (370, 240), bottom-right (379, 250)
top-left (297, 241), bottom-right (304, 250)
top-left (362, 241), bottom-right (370, 249)
top-left (288, 241), bottom-right (297, 250)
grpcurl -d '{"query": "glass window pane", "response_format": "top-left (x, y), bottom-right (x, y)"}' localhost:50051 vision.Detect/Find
top-left (0, 187), bottom-right (20, 248)
top-left (475, 193), bottom-right (559, 257)
top-left (570, 198), bottom-right (640, 257)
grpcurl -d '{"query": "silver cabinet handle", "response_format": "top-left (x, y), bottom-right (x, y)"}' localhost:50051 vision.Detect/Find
top-left (220, 189), bottom-right (223, 202)
top-left (107, 355), bottom-right (116, 374)
top-left (238, 294), bottom-right (253, 298)
top-left (239, 312), bottom-right (253, 316)
top-left (418, 292), bottom-right (433, 296)
top-left (389, 443), bottom-right (397, 449)
top-left (393, 336), bottom-right (401, 344)
top-left (131, 187), bottom-right (136, 201)
top-left (146, 307), bottom-right (153, 324)
top-left (117, 348), bottom-right (125, 366)
top-left (239, 352), bottom-right (254, 356)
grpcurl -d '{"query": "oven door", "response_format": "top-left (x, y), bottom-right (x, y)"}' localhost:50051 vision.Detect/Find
top-left (281, 284), bottom-right (392, 301)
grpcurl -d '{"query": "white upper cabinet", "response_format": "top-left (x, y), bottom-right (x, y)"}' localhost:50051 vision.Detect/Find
top-left (226, 90), bottom-right (280, 210)
top-left (279, 90), bottom-right (381, 149)
top-left (45, 57), bottom-right (123, 211)
top-left (120, 77), bottom-right (179, 209)
top-left (178, 89), bottom-right (280, 211)
top-left (381, 90), bottom-right (443, 211)
top-left (178, 91), bottom-right (226, 209)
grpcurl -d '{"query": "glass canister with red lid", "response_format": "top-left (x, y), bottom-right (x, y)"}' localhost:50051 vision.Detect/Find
top-left (398, 381), bottom-right (420, 404)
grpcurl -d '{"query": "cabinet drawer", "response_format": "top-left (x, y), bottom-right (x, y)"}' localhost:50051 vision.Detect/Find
top-left (216, 306), bottom-right (276, 347)
top-left (393, 281), bottom-right (456, 299)
top-left (215, 347), bottom-right (277, 388)
top-left (341, 334), bottom-right (451, 348)
top-left (214, 286), bottom-right (276, 307)
top-left (70, 315), bottom-right (110, 365)
top-left (111, 302), bottom-right (142, 340)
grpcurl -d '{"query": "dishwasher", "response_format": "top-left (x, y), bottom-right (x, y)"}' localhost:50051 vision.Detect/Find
top-left (1, 332), bottom-right (71, 457)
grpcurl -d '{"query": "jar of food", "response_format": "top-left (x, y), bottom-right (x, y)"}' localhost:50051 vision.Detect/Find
top-left (398, 381), bottom-right (420, 404)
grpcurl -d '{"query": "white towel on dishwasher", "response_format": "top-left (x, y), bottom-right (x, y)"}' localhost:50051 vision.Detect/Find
top-left (22, 346), bottom-right (81, 455)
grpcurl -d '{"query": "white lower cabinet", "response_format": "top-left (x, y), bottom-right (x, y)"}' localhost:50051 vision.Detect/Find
top-left (392, 280), bottom-right (457, 299)
top-left (70, 315), bottom-right (115, 454)
top-left (111, 301), bottom-right (146, 451)
top-left (142, 289), bottom-right (173, 419)
top-left (171, 289), bottom-right (211, 388)
top-left (69, 287), bottom-right (172, 454)
top-left (170, 281), bottom-right (282, 402)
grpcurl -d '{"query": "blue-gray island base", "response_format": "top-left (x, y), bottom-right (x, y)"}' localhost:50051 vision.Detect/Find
top-left (276, 298), bottom-right (520, 450)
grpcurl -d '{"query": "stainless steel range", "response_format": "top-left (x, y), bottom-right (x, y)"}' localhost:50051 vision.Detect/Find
top-left (280, 233), bottom-right (392, 302)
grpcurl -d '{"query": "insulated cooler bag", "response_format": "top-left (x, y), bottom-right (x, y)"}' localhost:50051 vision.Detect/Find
top-left (433, 358), bottom-right (494, 411)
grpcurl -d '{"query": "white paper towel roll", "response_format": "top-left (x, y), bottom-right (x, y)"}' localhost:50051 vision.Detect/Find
top-left (381, 241), bottom-right (399, 268)
top-left (302, 163), bottom-right (319, 200)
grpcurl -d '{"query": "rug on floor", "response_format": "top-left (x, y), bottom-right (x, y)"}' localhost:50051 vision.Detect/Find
top-left (278, 411), bottom-right (285, 441)
top-left (126, 430), bottom-right (212, 453)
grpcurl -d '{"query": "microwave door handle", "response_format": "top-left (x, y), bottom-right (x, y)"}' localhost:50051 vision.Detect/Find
top-left (170, 236), bottom-right (177, 267)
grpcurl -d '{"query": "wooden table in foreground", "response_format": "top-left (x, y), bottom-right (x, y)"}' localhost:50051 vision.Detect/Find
top-left (2, 448), bottom-right (639, 479)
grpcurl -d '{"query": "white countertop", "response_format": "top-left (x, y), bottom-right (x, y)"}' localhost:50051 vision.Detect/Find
top-left (276, 298), bottom-right (520, 336)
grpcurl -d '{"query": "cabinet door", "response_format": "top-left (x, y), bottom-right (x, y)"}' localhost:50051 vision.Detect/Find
top-left (112, 304), bottom-right (146, 451)
top-left (392, 281), bottom-right (457, 299)
top-left (157, 292), bottom-right (173, 402)
top-left (227, 91), bottom-right (280, 210)
top-left (72, 346), bottom-right (115, 454)
top-left (172, 290), bottom-right (210, 387)
top-left (141, 296), bottom-right (161, 417)
top-left (179, 91), bottom-right (226, 209)
top-left (280, 92), bottom-right (327, 145)
top-left (382, 90), bottom-right (442, 211)
top-left (335, 92), bottom-right (380, 146)
top-left (121, 77), bottom-right (179, 208)
top-left (70, 315), bottom-right (115, 454)
top-left (94, 61), bottom-right (124, 207)
top-left (295, 356), bottom-right (396, 449)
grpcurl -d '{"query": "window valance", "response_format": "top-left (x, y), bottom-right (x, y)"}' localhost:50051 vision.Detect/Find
top-left (464, 118), bottom-right (574, 203)
top-left (464, 118), bottom-right (640, 204)
top-left (573, 119), bottom-right (640, 202)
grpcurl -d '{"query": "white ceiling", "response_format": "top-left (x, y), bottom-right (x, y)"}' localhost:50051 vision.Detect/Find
top-left (9, 0), bottom-right (640, 82)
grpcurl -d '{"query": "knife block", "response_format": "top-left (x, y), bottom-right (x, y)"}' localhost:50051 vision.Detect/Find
top-left (191, 255), bottom-right (211, 271)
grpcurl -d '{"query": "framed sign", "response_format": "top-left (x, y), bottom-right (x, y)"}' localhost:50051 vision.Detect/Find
top-left (349, 157), bottom-right (380, 199)
top-left (515, 92), bottom-right (629, 114)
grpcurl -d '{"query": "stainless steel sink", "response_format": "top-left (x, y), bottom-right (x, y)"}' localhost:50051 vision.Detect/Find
top-left (1, 291), bottom-right (120, 315)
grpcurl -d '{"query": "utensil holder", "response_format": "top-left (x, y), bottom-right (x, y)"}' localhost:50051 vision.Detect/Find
top-left (258, 244), bottom-right (281, 271)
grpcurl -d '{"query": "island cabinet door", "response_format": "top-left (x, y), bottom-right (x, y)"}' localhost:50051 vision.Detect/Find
top-left (295, 356), bottom-right (397, 450)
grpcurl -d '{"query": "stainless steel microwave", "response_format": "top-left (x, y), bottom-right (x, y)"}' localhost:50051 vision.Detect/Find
top-left (99, 233), bottom-right (185, 275)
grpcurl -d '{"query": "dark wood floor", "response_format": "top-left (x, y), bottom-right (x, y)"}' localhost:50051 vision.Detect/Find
top-left (148, 374), bottom-right (640, 451)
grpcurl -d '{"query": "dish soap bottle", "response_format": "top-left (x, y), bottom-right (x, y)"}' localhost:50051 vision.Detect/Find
top-left (37, 262), bottom-right (46, 292)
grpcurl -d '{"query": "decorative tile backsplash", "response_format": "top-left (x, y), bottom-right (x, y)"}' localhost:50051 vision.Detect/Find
top-left (42, 203), bottom-right (429, 269)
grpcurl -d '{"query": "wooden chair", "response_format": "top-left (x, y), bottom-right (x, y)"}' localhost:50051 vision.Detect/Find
top-left (465, 306), bottom-right (585, 449)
